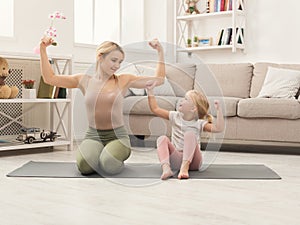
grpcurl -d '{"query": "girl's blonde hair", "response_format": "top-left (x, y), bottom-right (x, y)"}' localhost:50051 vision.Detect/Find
top-left (95, 41), bottom-right (124, 72)
top-left (187, 90), bottom-right (213, 123)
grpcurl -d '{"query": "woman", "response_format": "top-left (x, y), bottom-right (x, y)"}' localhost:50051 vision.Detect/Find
top-left (39, 37), bottom-right (165, 175)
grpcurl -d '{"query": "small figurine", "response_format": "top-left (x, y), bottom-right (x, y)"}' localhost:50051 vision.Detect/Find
top-left (185, 0), bottom-right (200, 15)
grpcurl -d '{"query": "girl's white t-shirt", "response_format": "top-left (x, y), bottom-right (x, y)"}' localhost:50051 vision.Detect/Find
top-left (169, 111), bottom-right (208, 151)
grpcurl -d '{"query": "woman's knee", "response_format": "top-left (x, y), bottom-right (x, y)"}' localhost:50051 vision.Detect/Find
top-left (76, 139), bottom-right (103, 175)
top-left (99, 149), bottom-right (124, 175)
top-left (99, 139), bottom-right (131, 175)
top-left (104, 139), bottom-right (131, 161)
top-left (76, 151), bottom-right (95, 175)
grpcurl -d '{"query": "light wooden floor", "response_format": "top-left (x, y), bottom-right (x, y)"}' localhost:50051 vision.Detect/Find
top-left (0, 146), bottom-right (300, 225)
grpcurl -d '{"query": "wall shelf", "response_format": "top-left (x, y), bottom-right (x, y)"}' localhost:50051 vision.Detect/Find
top-left (0, 99), bottom-right (71, 103)
top-left (177, 10), bottom-right (244, 21)
top-left (175, 0), bottom-right (246, 54)
top-left (0, 140), bottom-right (71, 151)
top-left (177, 44), bottom-right (245, 52)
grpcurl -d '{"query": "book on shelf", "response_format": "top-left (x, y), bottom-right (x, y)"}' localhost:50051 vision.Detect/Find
top-left (37, 59), bottom-right (67, 99)
top-left (229, 27), bottom-right (244, 44)
top-left (37, 77), bottom-right (67, 99)
top-left (237, 27), bottom-right (244, 44)
top-left (220, 0), bottom-right (225, 11)
top-left (57, 87), bottom-right (67, 98)
top-left (209, 0), bottom-right (215, 13)
top-left (217, 29), bottom-right (224, 45)
top-left (208, 0), bottom-right (233, 13)
top-left (53, 87), bottom-right (66, 99)
top-left (220, 27), bottom-right (230, 45)
top-left (224, 27), bottom-right (233, 45)
top-left (37, 76), bottom-right (56, 99)
top-left (217, 27), bottom-right (244, 46)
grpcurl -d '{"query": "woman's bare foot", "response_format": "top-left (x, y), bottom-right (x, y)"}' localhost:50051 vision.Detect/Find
top-left (178, 160), bottom-right (190, 179)
top-left (161, 164), bottom-right (174, 180)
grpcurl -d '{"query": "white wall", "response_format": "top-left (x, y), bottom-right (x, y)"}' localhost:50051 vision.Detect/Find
top-left (0, 0), bottom-right (74, 57)
top-left (176, 0), bottom-right (300, 64)
top-left (1, 0), bottom-right (299, 64)
top-left (1, 0), bottom-right (300, 139)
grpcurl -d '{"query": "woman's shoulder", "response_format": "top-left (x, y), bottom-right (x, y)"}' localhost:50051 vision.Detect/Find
top-left (71, 73), bottom-right (89, 80)
top-left (115, 73), bottom-right (138, 87)
top-left (116, 73), bottom-right (138, 80)
top-left (77, 74), bottom-right (94, 92)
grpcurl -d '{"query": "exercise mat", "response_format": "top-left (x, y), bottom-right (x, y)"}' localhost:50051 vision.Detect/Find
top-left (7, 161), bottom-right (281, 179)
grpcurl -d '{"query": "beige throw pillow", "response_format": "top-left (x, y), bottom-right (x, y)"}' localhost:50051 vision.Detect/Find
top-left (257, 67), bottom-right (300, 99)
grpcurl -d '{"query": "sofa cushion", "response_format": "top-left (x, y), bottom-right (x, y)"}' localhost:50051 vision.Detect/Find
top-left (134, 64), bottom-right (175, 96)
top-left (250, 62), bottom-right (300, 98)
top-left (166, 63), bottom-right (196, 97)
top-left (194, 63), bottom-right (253, 98)
top-left (207, 97), bottom-right (241, 117)
top-left (257, 67), bottom-right (300, 99)
top-left (238, 98), bottom-right (300, 119)
top-left (123, 96), bottom-right (179, 115)
top-left (153, 78), bottom-right (176, 96)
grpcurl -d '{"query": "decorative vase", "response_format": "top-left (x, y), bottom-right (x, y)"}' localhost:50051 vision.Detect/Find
top-left (22, 88), bottom-right (36, 99)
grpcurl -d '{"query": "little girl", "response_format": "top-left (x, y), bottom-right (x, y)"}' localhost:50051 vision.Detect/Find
top-left (146, 81), bottom-right (224, 180)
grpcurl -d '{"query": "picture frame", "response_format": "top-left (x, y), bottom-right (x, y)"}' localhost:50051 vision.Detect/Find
top-left (198, 37), bottom-right (213, 46)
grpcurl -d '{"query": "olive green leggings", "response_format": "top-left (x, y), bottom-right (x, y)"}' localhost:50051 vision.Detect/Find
top-left (76, 126), bottom-right (131, 175)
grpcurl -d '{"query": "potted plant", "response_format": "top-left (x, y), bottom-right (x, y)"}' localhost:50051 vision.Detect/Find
top-left (22, 79), bottom-right (36, 99)
top-left (193, 36), bottom-right (199, 47)
top-left (187, 38), bottom-right (192, 47)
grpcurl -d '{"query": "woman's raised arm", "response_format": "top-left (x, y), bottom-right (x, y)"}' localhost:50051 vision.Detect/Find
top-left (125, 38), bottom-right (166, 89)
top-left (39, 36), bottom-right (83, 88)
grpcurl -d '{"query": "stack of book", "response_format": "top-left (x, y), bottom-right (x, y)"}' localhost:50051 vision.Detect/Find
top-left (216, 27), bottom-right (244, 46)
top-left (208, 0), bottom-right (233, 13)
top-left (37, 76), bottom-right (66, 99)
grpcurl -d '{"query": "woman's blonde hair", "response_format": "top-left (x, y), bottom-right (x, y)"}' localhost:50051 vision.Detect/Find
top-left (95, 41), bottom-right (124, 72)
top-left (96, 41), bottom-right (124, 57)
top-left (187, 90), bottom-right (213, 123)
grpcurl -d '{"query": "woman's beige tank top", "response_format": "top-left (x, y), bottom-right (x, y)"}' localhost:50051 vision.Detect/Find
top-left (80, 75), bottom-right (124, 130)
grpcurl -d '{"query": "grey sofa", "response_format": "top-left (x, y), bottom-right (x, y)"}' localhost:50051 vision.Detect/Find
top-left (123, 62), bottom-right (300, 148)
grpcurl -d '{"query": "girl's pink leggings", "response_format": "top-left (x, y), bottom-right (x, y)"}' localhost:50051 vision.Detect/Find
top-left (156, 131), bottom-right (202, 170)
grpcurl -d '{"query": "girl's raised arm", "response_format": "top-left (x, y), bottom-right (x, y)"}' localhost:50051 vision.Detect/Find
top-left (146, 81), bottom-right (169, 120)
top-left (203, 100), bottom-right (225, 133)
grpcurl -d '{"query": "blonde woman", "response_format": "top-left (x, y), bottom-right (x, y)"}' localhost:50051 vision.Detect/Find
top-left (39, 37), bottom-right (165, 175)
top-left (146, 82), bottom-right (224, 180)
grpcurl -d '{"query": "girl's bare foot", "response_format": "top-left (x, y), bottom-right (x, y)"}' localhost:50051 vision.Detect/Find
top-left (178, 160), bottom-right (190, 179)
top-left (161, 163), bottom-right (174, 180)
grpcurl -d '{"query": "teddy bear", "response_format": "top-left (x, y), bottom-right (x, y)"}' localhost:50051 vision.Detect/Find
top-left (0, 56), bottom-right (19, 99)
top-left (185, 0), bottom-right (200, 15)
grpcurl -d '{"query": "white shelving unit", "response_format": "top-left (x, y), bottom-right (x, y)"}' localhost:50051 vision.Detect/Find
top-left (0, 52), bottom-right (73, 151)
top-left (175, 0), bottom-right (246, 53)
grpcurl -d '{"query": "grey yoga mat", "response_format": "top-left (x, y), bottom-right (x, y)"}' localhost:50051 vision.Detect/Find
top-left (6, 161), bottom-right (281, 179)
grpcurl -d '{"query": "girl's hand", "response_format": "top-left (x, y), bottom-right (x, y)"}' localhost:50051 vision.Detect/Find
top-left (149, 38), bottom-right (162, 52)
top-left (214, 100), bottom-right (221, 110)
top-left (146, 80), bottom-right (157, 91)
top-left (40, 36), bottom-right (55, 48)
